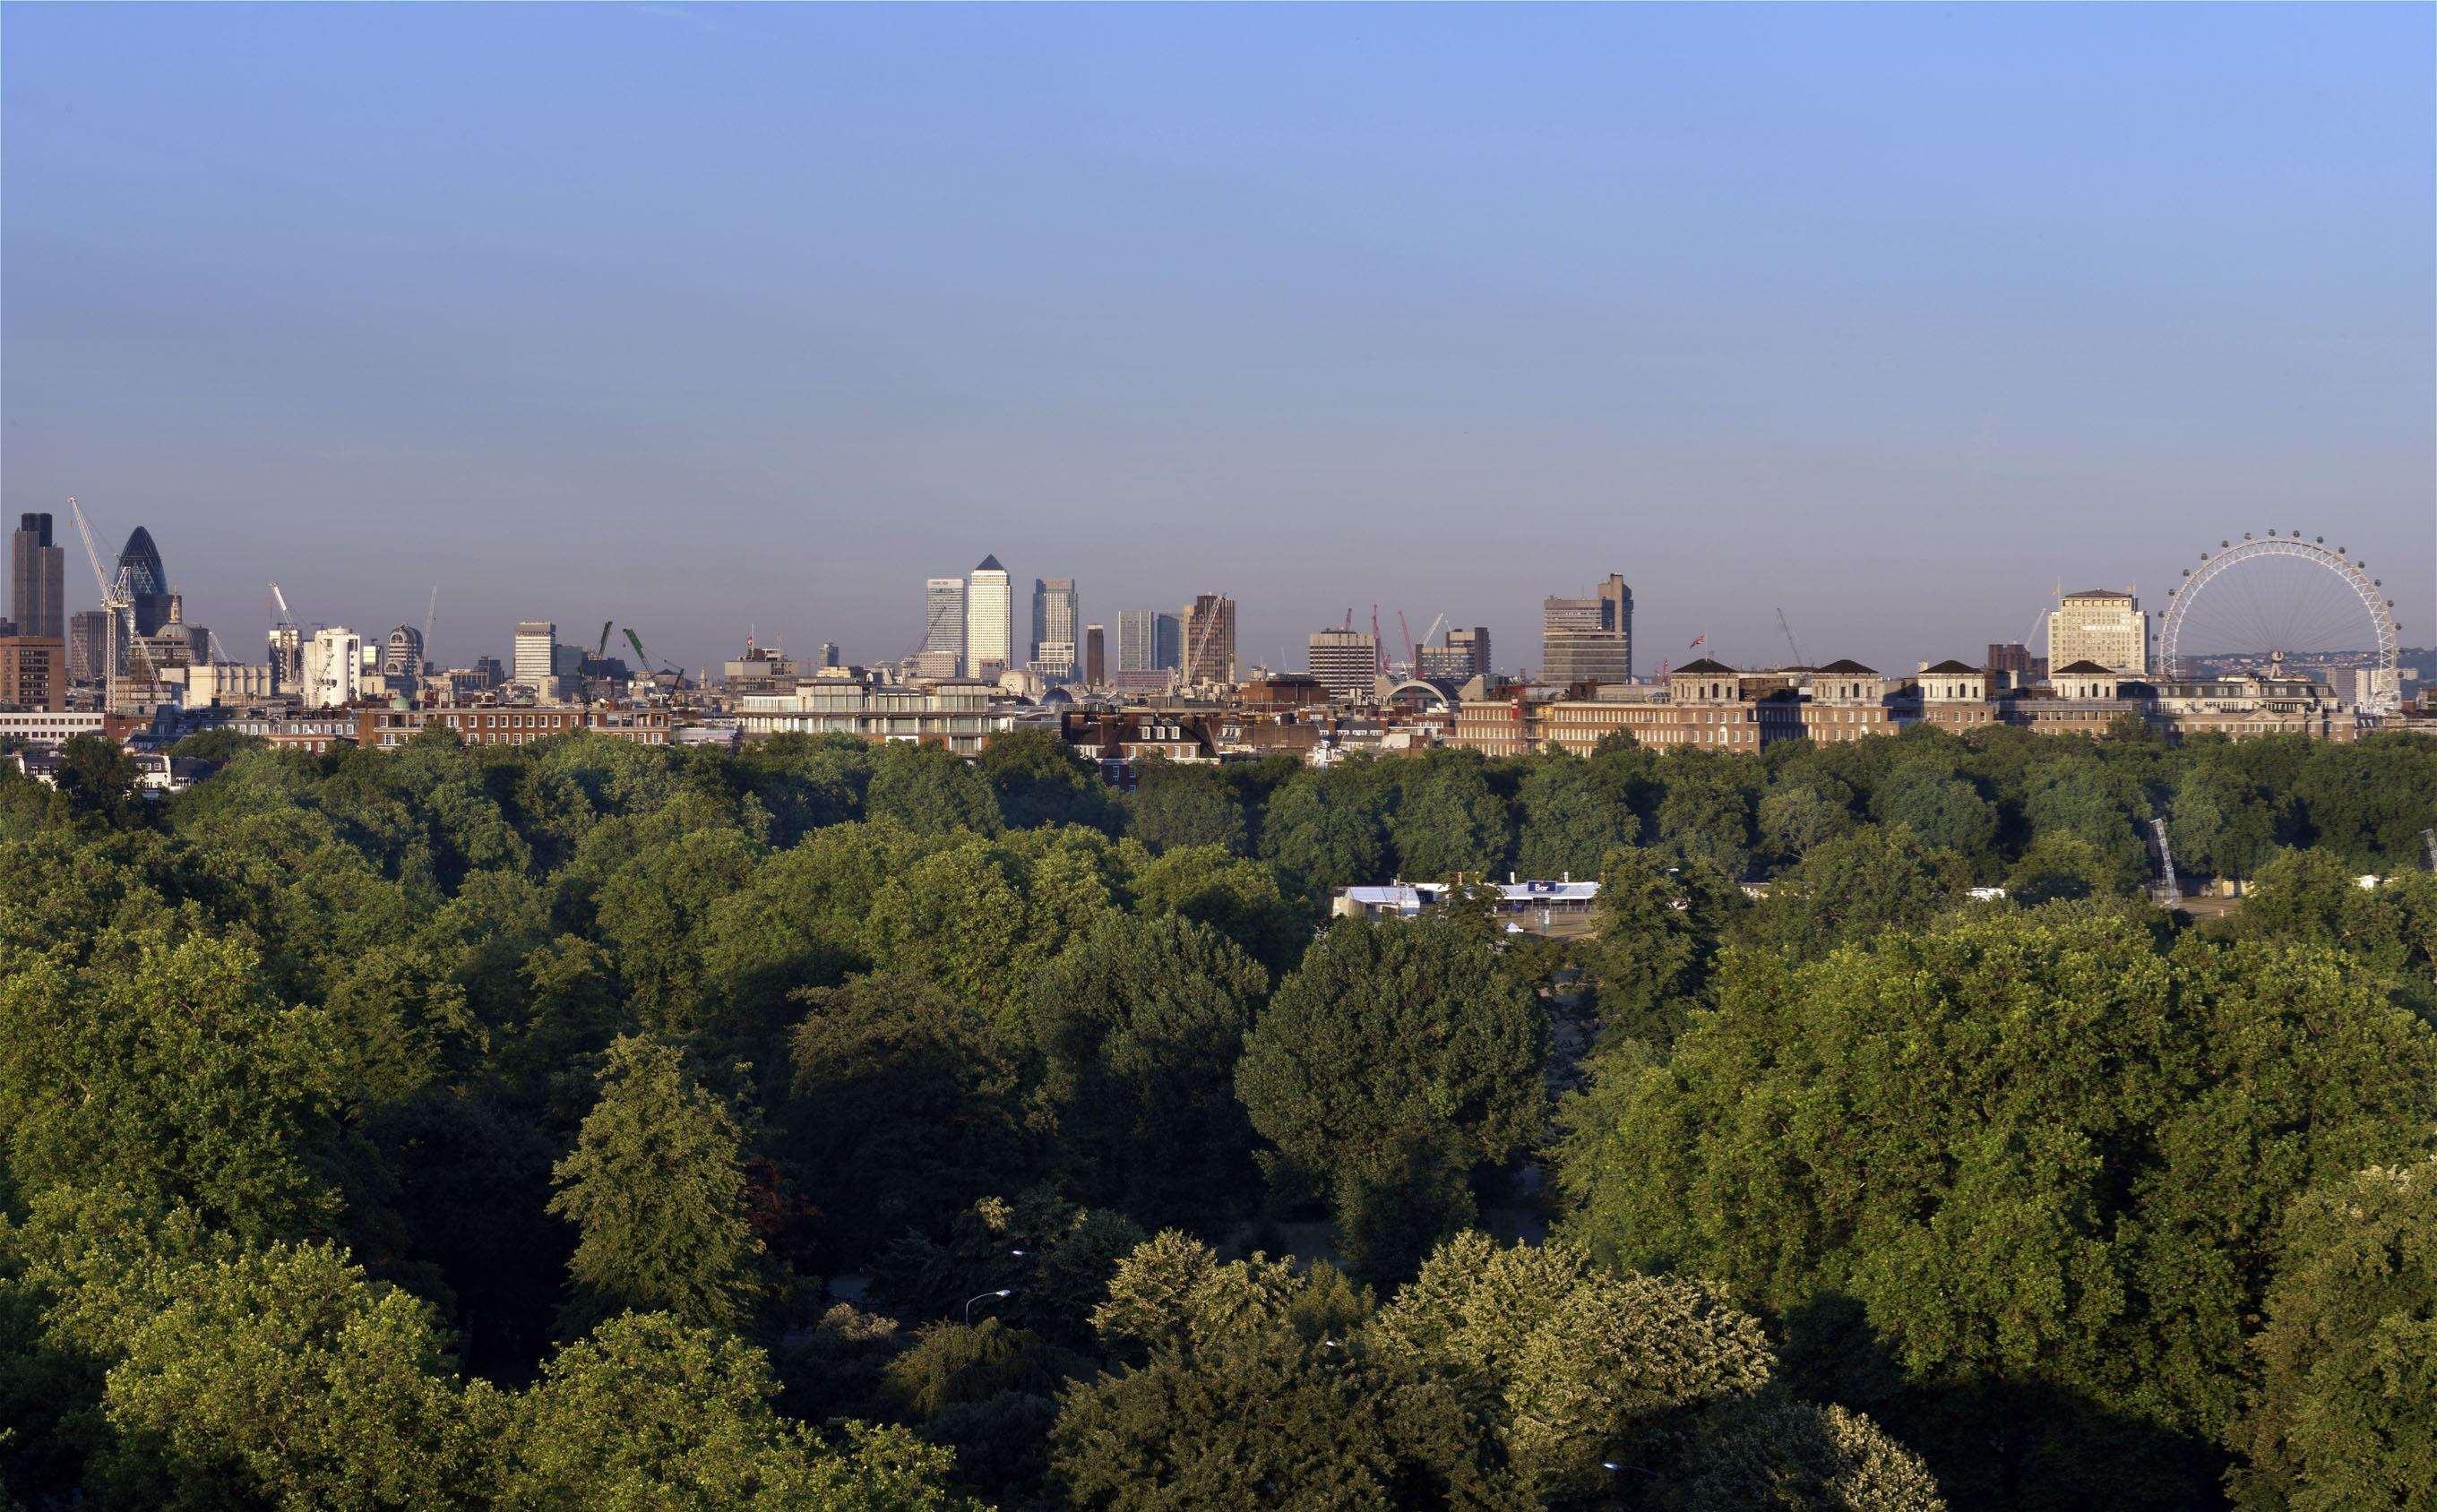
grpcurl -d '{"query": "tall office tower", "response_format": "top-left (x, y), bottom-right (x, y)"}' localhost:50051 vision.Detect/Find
top-left (383, 624), bottom-right (426, 680)
top-left (1180, 593), bottom-right (1237, 685)
top-left (1082, 624), bottom-right (1106, 687)
top-left (115, 527), bottom-right (173, 636)
top-left (816, 641), bottom-right (841, 669)
top-left (925, 577), bottom-right (967, 674)
top-left (1030, 577), bottom-right (1080, 681)
top-left (513, 621), bottom-right (558, 690)
top-left (1115, 610), bottom-right (1181, 673)
top-left (1308, 627), bottom-right (1379, 697)
top-left (10, 513), bottom-right (65, 640)
top-left (1418, 625), bottom-right (1492, 683)
top-left (966, 556), bottom-right (1014, 678)
top-left (303, 627), bottom-right (365, 709)
top-left (1542, 573), bottom-right (1632, 687)
top-left (70, 610), bottom-right (113, 685)
top-left (2045, 589), bottom-right (2149, 674)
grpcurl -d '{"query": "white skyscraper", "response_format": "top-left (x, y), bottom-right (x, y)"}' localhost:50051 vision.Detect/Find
top-left (966, 555), bottom-right (1014, 678)
top-left (513, 621), bottom-right (558, 691)
top-left (303, 626), bottom-right (365, 709)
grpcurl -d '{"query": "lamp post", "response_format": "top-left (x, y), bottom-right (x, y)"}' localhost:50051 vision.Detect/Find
top-left (963, 1288), bottom-right (1013, 1325)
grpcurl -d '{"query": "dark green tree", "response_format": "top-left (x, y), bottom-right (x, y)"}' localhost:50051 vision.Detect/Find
top-left (978, 726), bottom-right (1119, 834)
top-left (866, 740), bottom-right (1002, 837)
top-left (1024, 914), bottom-right (1269, 1228)
top-left (1260, 767), bottom-right (1388, 894)
top-left (1124, 757), bottom-right (1248, 855)
top-left (1575, 846), bottom-right (1739, 1049)
top-left (1514, 752), bottom-right (1639, 880)
top-left (784, 973), bottom-right (1029, 1267)
top-left (1236, 916), bottom-right (1545, 1277)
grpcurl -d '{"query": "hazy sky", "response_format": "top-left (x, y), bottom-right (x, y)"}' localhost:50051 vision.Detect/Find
top-left (5, 4), bottom-right (2431, 675)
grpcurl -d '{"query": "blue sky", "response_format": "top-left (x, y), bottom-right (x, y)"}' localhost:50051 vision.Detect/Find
top-left (5, 4), bottom-right (2430, 674)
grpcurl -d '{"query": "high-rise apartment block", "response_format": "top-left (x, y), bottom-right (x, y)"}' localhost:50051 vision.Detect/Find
top-left (1031, 577), bottom-right (1079, 682)
top-left (1082, 624), bottom-right (1106, 687)
top-left (1418, 625), bottom-right (1492, 683)
top-left (925, 578), bottom-right (966, 674)
top-left (1116, 610), bottom-right (1180, 674)
top-left (10, 513), bottom-right (65, 641)
top-left (512, 621), bottom-right (558, 691)
top-left (0, 626), bottom-right (66, 711)
top-left (966, 556), bottom-right (1014, 679)
top-left (2046, 590), bottom-right (2149, 675)
top-left (1181, 593), bottom-right (1237, 686)
top-left (1308, 627), bottom-right (1378, 697)
top-left (1542, 574), bottom-right (1632, 687)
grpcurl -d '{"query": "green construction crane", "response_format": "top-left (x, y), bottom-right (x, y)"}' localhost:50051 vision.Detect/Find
top-left (623, 627), bottom-right (680, 682)
top-left (597, 621), bottom-right (614, 658)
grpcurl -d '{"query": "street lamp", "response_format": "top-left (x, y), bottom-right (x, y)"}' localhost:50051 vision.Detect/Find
top-left (963, 1288), bottom-right (1014, 1325)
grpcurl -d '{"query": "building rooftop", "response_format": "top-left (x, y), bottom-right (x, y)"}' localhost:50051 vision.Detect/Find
top-left (1675, 657), bottom-right (1735, 674)
top-left (2053, 659), bottom-right (2117, 674)
top-left (2064, 588), bottom-right (2134, 600)
top-left (1816, 658), bottom-right (1877, 674)
top-left (975, 554), bottom-right (1004, 571)
top-left (1922, 659), bottom-right (1979, 674)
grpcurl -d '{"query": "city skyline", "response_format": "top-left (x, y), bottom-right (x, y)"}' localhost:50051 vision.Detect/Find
top-left (4, 4), bottom-right (2430, 674)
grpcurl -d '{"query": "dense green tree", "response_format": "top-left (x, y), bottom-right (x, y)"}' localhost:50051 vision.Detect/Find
top-left (1237, 916), bottom-right (1545, 1277)
top-left (589, 824), bottom-right (762, 1036)
top-left (549, 1036), bottom-right (765, 1335)
top-left (2168, 760), bottom-right (2280, 883)
top-left (1051, 1319), bottom-right (1499, 1508)
top-left (1124, 841), bottom-right (1310, 976)
top-left (1757, 780), bottom-right (1856, 865)
top-left (1024, 914), bottom-right (1269, 1227)
top-left (51, 733), bottom-right (145, 830)
top-left (1555, 906), bottom-right (2437, 1507)
top-left (1661, 1399), bottom-right (1947, 1512)
top-left (96, 1242), bottom-right (493, 1509)
top-left (1260, 766), bottom-right (1389, 894)
top-left (1871, 765), bottom-right (1999, 871)
top-left (784, 974), bottom-right (1029, 1267)
top-left (1575, 846), bottom-right (1739, 1048)
top-left (1385, 756), bottom-right (1511, 881)
top-left (979, 726), bottom-right (1120, 834)
top-left (865, 834), bottom-right (1119, 1023)
top-left (1742, 826), bottom-right (1963, 960)
top-left (2230, 1155), bottom-right (2436, 1511)
top-left (1654, 755), bottom-right (1756, 880)
top-left (1514, 752), bottom-right (1639, 880)
top-left (1124, 756), bottom-right (1248, 855)
top-left (500, 1311), bottom-right (969, 1508)
top-left (0, 931), bottom-right (344, 1241)
top-left (865, 740), bottom-right (1003, 837)
top-left (2020, 759), bottom-right (2150, 891)
top-left (1374, 1233), bottom-right (1776, 1499)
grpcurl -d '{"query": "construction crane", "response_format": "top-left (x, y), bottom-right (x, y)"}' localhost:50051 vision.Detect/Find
top-left (1371, 605), bottom-right (1385, 675)
top-left (1775, 607), bottom-right (1808, 669)
top-left (596, 621), bottom-right (616, 658)
top-left (65, 496), bottom-right (157, 689)
top-left (1396, 610), bottom-right (1415, 673)
top-left (623, 627), bottom-right (683, 690)
top-left (1417, 612), bottom-right (1449, 660)
top-left (421, 588), bottom-right (438, 666)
